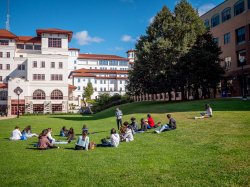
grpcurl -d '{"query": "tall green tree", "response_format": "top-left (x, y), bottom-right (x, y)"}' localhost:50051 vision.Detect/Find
top-left (83, 82), bottom-right (94, 100)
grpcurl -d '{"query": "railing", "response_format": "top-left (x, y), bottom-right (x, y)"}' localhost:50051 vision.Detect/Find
top-left (132, 92), bottom-right (182, 102)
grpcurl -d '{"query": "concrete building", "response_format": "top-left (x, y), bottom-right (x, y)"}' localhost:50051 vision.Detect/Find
top-left (0, 28), bottom-right (132, 114)
top-left (201, 0), bottom-right (250, 97)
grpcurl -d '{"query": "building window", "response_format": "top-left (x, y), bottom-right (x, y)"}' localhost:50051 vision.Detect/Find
top-left (0, 76), bottom-right (2, 81)
top-left (48, 38), bottom-right (61, 48)
top-left (59, 62), bottom-right (63, 69)
top-left (6, 64), bottom-right (10, 70)
top-left (41, 61), bottom-right (45, 68)
top-left (34, 45), bottom-right (41, 50)
top-left (51, 62), bottom-right (55, 68)
top-left (33, 61), bottom-right (37, 68)
top-left (51, 90), bottom-right (63, 100)
top-left (77, 86), bottom-right (80, 90)
top-left (236, 27), bottom-right (246, 44)
top-left (51, 74), bottom-right (63, 81)
top-left (25, 44), bottom-right (33, 50)
top-left (109, 60), bottom-right (119, 66)
top-left (17, 44), bottom-right (24, 49)
top-left (237, 49), bottom-right (246, 67)
top-left (6, 52), bottom-right (10, 58)
top-left (94, 87), bottom-right (97, 91)
top-left (211, 14), bottom-right (220, 28)
top-left (0, 91), bottom-right (8, 100)
top-left (95, 80), bottom-right (97, 84)
top-left (52, 104), bottom-right (62, 112)
top-left (33, 74), bottom-right (45, 80)
top-left (99, 60), bottom-right (109, 65)
top-left (213, 38), bottom-right (219, 45)
top-left (224, 57), bottom-right (232, 70)
top-left (74, 60), bottom-right (77, 64)
top-left (222, 7), bottom-right (231, 22)
top-left (33, 104), bottom-right (44, 112)
top-left (224, 33), bottom-right (230, 44)
top-left (0, 64), bottom-right (2, 69)
top-left (110, 87), bottom-right (113, 91)
top-left (0, 40), bottom-right (9, 46)
top-left (78, 78), bottom-right (80, 83)
top-left (234, 0), bottom-right (245, 16)
top-left (204, 20), bottom-right (209, 28)
top-left (18, 64), bottom-right (25, 70)
top-left (33, 89), bottom-right (45, 100)
top-left (0, 52), bottom-right (2, 57)
top-left (100, 87), bottom-right (103, 91)
top-left (120, 87), bottom-right (122, 91)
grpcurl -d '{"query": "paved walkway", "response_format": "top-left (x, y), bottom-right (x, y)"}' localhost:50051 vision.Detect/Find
top-left (0, 115), bottom-right (17, 120)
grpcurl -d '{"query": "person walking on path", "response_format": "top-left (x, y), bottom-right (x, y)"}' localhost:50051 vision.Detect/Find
top-left (115, 108), bottom-right (123, 130)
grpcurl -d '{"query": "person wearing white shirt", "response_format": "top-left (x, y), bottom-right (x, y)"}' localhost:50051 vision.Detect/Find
top-left (10, 126), bottom-right (22, 140)
top-left (195, 104), bottom-right (213, 119)
top-left (122, 122), bottom-right (134, 142)
top-left (47, 128), bottom-right (68, 144)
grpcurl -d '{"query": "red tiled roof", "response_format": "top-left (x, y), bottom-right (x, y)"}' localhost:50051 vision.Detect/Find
top-left (0, 29), bottom-right (17, 39)
top-left (36, 28), bottom-right (73, 41)
top-left (95, 77), bottom-right (128, 80)
top-left (126, 49), bottom-right (135, 53)
top-left (17, 36), bottom-right (41, 44)
top-left (68, 84), bottom-right (77, 90)
top-left (72, 68), bottom-right (128, 74)
top-left (78, 54), bottom-right (128, 61)
top-left (72, 73), bottom-right (97, 78)
top-left (0, 83), bottom-right (8, 89)
top-left (69, 48), bottom-right (80, 51)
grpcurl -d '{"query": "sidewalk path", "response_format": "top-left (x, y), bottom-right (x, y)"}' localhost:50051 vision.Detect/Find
top-left (0, 115), bottom-right (17, 120)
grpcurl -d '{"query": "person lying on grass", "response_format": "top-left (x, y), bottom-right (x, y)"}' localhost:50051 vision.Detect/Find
top-left (21, 125), bottom-right (38, 139)
top-left (75, 131), bottom-right (89, 151)
top-left (47, 128), bottom-right (68, 144)
top-left (194, 104), bottom-right (213, 119)
top-left (99, 128), bottom-right (120, 147)
top-left (60, 126), bottom-right (69, 137)
top-left (155, 114), bottom-right (176, 134)
top-left (121, 121), bottom-right (134, 142)
top-left (10, 126), bottom-right (22, 140)
top-left (38, 129), bottom-right (59, 150)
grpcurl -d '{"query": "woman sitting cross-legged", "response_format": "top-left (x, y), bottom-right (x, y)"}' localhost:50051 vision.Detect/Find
top-left (22, 125), bottom-right (38, 139)
top-left (38, 129), bottom-right (59, 150)
top-left (99, 128), bottom-right (120, 147)
top-left (155, 114), bottom-right (176, 134)
top-left (67, 127), bottom-right (75, 143)
top-left (75, 131), bottom-right (89, 151)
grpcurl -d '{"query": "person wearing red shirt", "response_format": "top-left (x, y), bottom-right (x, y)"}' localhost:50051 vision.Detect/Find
top-left (147, 114), bottom-right (155, 128)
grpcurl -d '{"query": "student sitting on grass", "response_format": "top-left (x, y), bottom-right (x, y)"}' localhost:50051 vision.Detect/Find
top-left (38, 129), bottom-right (59, 150)
top-left (22, 125), bottom-right (38, 138)
top-left (129, 117), bottom-right (138, 134)
top-left (147, 114), bottom-right (156, 129)
top-left (60, 126), bottom-right (69, 137)
top-left (99, 128), bottom-right (120, 147)
top-left (75, 131), bottom-right (89, 151)
top-left (195, 104), bottom-right (213, 119)
top-left (47, 128), bottom-right (68, 144)
top-left (121, 122), bottom-right (134, 142)
top-left (140, 118), bottom-right (148, 131)
top-left (10, 126), bottom-right (22, 140)
top-left (155, 114), bottom-right (176, 134)
top-left (67, 127), bottom-right (75, 143)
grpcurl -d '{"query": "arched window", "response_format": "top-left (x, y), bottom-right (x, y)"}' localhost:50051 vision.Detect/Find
top-left (222, 7), bottom-right (231, 22)
top-left (0, 91), bottom-right (8, 100)
top-left (234, 0), bottom-right (245, 16)
top-left (33, 89), bottom-right (45, 100)
top-left (211, 14), bottom-right (220, 28)
top-left (51, 90), bottom-right (63, 100)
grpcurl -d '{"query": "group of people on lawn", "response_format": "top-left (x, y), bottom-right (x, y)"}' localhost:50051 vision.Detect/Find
top-left (9, 104), bottom-right (212, 150)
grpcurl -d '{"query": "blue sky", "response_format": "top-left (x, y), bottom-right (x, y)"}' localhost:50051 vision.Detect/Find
top-left (0, 0), bottom-right (224, 57)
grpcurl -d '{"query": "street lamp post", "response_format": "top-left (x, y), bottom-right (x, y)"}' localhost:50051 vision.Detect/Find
top-left (239, 56), bottom-right (246, 100)
top-left (14, 86), bottom-right (23, 118)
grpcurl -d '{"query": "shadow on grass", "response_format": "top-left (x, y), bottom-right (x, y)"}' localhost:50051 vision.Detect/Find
top-left (49, 99), bottom-right (250, 122)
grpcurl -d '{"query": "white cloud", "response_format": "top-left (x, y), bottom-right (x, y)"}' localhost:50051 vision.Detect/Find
top-left (149, 16), bottom-right (155, 24)
top-left (121, 35), bottom-right (135, 42)
top-left (73, 30), bottom-right (104, 46)
top-left (198, 3), bottom-right (215, 16)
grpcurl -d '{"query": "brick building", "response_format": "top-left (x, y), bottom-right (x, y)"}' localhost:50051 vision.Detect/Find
top-left (201, 0), bottom-right (250, 97)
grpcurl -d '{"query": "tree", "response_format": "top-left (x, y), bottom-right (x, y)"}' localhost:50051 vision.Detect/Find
top-left (83, 82), bottom-right (94, 100)
top-left (182, 30), bottom-right (225, 99)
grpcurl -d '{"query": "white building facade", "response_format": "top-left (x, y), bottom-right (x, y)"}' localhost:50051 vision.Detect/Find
top-left (0, 28), bottom-right (133, 114)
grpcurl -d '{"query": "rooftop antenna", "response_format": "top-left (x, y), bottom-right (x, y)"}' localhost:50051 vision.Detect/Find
top-left (6, 0), bottom-right (10, 31)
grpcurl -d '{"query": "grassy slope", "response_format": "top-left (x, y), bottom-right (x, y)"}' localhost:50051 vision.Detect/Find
top-left (0, 99), bottom-right (249, 187)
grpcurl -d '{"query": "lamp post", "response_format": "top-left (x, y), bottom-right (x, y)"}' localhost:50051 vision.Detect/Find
top-left (14, 86), bottom-right (23, 118)
top-left (239, 56), bottom-right (246, 100)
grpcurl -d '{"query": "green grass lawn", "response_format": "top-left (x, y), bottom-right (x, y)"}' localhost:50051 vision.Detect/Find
top-left (0, 99), bottom-right (249, 187)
